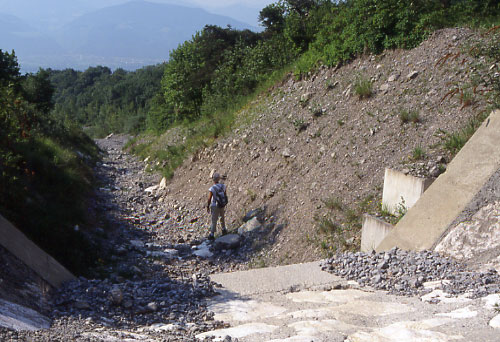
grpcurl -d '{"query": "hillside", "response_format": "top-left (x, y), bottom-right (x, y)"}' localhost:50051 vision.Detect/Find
top-left (142, 27), bottom-right (496, 267)
top-left (55, 1), bottom-right (255, 59)
top-left (0, 13), bottom-right (64, 55)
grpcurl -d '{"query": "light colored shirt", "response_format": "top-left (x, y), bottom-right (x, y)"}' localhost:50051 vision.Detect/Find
top-left (209, 183), bottom-right (226, 207)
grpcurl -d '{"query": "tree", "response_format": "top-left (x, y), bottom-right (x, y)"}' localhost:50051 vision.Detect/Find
top-left (285, 0), bottom-right (325, 16)
top-left (259, 3), bottom-right (286, 34)
top-left (22, 69), bottom-right (55, 113)
top-left (161, 25), bottom-right (261, 121)
top-left (0, 50), bottom-right (20, 86)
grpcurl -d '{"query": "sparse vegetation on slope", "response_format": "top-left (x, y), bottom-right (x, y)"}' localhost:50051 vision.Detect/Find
top-left (151, 27), bottom-right (500, 266)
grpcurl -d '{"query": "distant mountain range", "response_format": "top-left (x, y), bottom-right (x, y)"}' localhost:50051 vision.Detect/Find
top-left (0, 0), bottom-right (257, 72)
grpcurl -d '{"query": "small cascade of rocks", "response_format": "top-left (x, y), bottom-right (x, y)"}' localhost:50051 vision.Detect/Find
top-left (320, 247), bottom-right (500, 298)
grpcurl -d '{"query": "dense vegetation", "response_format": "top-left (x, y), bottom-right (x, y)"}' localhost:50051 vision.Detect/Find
top-left (48, 64), bottom-right (165, 137)
top-left (0, 50), bottom-right (101, 275)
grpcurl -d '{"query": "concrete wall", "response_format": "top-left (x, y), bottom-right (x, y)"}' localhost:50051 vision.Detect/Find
top-left (377, 110), bottom-right (500, 252)
top-left (361, 215), bottom-right (394, 252)
top-left (0, 214), bottom-right (75, 287)
top-left (382, 168), bottom-right (433, 215)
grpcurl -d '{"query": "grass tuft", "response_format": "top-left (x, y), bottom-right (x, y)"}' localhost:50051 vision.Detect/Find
top-left (354, 76), bottom-right (373, 99)
top-left (399, 109), bottom-right (421, 124)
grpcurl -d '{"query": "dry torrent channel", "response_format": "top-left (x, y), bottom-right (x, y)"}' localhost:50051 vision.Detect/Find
top-left (1, 134), bottom-right (500, 342)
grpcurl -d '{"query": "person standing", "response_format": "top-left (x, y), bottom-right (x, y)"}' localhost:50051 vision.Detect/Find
top-left (206, 172), bottom-right (227, 240)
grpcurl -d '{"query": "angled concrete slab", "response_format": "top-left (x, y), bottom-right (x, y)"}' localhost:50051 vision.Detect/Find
top-left (0, 214), bottom-right (75, 287)
top-left (0, 299), bottom-right (50, 331)
top-left (209, 261), bottom-right (345, 296)
top-left (377, 110), bottom-right (500, 251)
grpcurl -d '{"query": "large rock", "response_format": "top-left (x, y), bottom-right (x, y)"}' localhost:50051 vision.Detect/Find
top-left (214, 234), bottom-right (241, 250)
top-left (243, 208), bottom-right (264, 222)
top-left (238, 217), bottom-right (262, 235)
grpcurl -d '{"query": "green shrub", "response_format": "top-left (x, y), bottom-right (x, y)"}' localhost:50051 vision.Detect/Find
top-left (316, 216), bottom-right (341, 235)
top-left (354, 76), bottom-right (372, 99)
top-left (411, 146), bottom-right (425, 160)
top-left (442, 118), bottom-right (482, 154)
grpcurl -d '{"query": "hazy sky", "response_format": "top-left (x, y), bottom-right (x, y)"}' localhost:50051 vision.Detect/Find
top-left (0, 0), bottom-right (277, 26)
top-left (170, 0), bottom-right (275, 8)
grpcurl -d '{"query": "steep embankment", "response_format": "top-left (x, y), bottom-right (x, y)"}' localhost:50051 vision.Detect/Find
top-left (144, 28), bottom-right (495, 266)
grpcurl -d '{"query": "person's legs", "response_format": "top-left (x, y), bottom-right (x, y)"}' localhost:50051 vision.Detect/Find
top-left (210, 206), bottom-right (219, 237)
top-left (220, 207), bottom-right (227, 234)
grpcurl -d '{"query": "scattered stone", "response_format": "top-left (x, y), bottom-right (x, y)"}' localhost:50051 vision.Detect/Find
top-left (110, 287), bottom-right (123, 305)
top-left (388, 74), bottom-right (400, 82)
top-left (193, 242), bottom-right (214, 259)
top-left (144, 185), bottom-right (158, 193)
top-left (379, 83), bottom-right (390, 93)
top-left (146, 302), bottom-right (158, 312)
top-left (282, 148), bottom-right (292, 158)
top-left (130, 240), bottom-right (145, 248)
top-left (407, 71), bottom-right (419, 80)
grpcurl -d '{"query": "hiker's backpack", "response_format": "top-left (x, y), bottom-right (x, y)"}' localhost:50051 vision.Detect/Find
top-left (214, 184), bottom-right (228, 208)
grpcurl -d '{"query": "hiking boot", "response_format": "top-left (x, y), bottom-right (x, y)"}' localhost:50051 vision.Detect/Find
top-left (207, 234), bottom-right (215, 241)
top-left (221, 229), bottom-right (228, 235)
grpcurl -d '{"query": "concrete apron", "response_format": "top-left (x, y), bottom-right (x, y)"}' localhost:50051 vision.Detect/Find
top-left (198, 262), bottom-right (500, 342)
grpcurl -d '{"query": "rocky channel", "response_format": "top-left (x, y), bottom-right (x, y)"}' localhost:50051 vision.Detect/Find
top-left (0, 135), bottom-right (269, 341)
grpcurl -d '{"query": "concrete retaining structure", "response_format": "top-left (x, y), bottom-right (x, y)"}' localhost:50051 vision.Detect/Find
top-left (361, 215), bottom-right (394, 252)
top-left (0, 214), bottom-right (75, 287)
top-left (376, 110), bottom-right (500, 252)
top-left (382, 168), bottom-right (433, 215)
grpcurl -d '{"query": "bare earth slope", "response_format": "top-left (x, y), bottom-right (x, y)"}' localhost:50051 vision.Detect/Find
top-left (153, 28), bottom-right (496, 267)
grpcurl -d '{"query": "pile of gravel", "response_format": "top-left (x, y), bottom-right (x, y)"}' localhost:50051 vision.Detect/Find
top-left (320, 247), bottom-right (500, 298)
